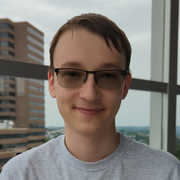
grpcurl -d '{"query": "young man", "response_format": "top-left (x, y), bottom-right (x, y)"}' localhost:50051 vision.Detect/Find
top-left (0, 13), bottom-right (180, 180)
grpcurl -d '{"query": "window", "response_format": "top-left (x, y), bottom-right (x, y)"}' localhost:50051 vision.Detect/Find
top-left (0, 158), bottom-right (12, 165)
top-left (28, 53), bottom-right (43, 64)
top-left (0, 84), bottom-right (15, 88)
top-left (29, 117), bottom-right (44, 121)
top-left (28, 132), bottom-right (45, 136)
top-left (27, 45), bottom-right (43, 57)
top-left (0, 116), bottom-right (15, 120)
top-left (0, 143), bottom-right (27, 149)
top-left (27, 36), bottom-right (43, 48)
top-left (0, 22), bottom-right (14, 30)
top-left (28, 93), bottom-right (44, 100)
top-left (116, 90), bottom-right (150, 127)
top-left (28, 78), bottom-right (44, 85)
top-left (0, 108), bottom-right (15, 112)
top-left (29, 101), bottom-right (44, 106)
top-left (0, 100), bottom-right (15, 104)
top-left (0, 50), bottom-right (15, 56)
top-left (0, 41), bottom-right (14, 48)
top-left (29, 124), bottom-right (45, 128)
top-left (0, 32), bottom-right (14, 39)
top-left (0, 92), bottom-right (15, 96)
top-left (27, 27), bottom-right (43, 41)
top-left (29, 109), bottom-right (44, 114)
top-left (28, 85), bottom-right (43, 92)
top-left (0, 76), bottom-right (15, 80)
top-left (0, 134), bottom-right (28, 139)
top-left (28, 139), bottom-right (45, 143)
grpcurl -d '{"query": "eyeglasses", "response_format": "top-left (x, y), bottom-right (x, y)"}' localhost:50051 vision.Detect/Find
top-left (54, 68), bottom-right (128, 90)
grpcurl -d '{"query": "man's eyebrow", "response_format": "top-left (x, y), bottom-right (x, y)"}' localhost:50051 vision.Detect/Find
top-left (60, 61), bottom-right (122, 69)
top-left (99, 63), bottom-right (122, 70)
top-left (60, 61), bottom-right (82, 68)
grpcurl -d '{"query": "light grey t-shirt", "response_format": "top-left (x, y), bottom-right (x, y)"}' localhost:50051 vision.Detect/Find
top-left (0, 133), bottom-right (180, 180)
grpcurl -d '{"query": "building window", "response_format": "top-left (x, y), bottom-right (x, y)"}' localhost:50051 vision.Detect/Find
top-left (0, 108), bottom-right (15, 112)
top-left (28, 85), bottom-right (43, 92)
top-left (28, 78), bottom-right (44, 85)
top-left (27, 45), bottom-right (43, 57)
top-left (0, 92), bottom-right (15, 96)
top-left (0, 116), bottom-right (15, 120)
top-left (27, 36), bottom-right (43, 49)
top-left (0, 76), bottom-right (15, 80)
top-left (0, 50), bottom-right (15, 56)
top-left (0, 143), bottom-right (27, 149)
top-left (0, 158), bottom-right (12, 165)
top-left (27, 27), bottom-right (43, 41)
top-left (0, 134), bottom-right (28, 139)
top-left (0, 41), bottom-right (14, 48)
top-left (0, 100), bottom-right (15, 104)
top-left (0, 22), bottom-right (14, 30)
top-left (29, 101), bottom-right (44, 107)
top-left (0, 84), bottom-right (15, 88)
top-left (28, 132), bottom-right (45, 136)
top-left (28, 93), bottom-right (44, 100)
top-left (28, 139), bottom-right (45, 144)
top-left (28, 53), bottom-right (43, 64)
top-left (29, 117), bottom-right (44, 121)
top-left (0, 32), bottom-right (14, 39)
top-left (29, 109), bottom-right (44, 114)
top-left (29, 124), bottom-right (45, 128)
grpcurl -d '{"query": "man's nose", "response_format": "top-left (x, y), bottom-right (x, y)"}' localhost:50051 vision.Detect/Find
top-left (79, 74), bottom-right (101, 102)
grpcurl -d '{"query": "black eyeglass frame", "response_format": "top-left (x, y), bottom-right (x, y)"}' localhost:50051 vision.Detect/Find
top-left (53, 68), bottom-right (128, 89)
top-left (54, 68), bottom-right (128, 79)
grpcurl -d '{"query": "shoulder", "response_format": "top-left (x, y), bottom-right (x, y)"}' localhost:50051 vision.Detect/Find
top-left (123, 133), bottom-right (179, 163)
top-left (121, 133), bottom-right (180, 177)
top-left (1, 136), bottom-right (63, 176)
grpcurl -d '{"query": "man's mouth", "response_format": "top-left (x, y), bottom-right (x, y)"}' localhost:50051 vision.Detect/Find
top-left (75, 107), bottom-right (104, 115)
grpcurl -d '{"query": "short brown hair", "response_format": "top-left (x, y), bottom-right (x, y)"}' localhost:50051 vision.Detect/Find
top-left (49, 13), bottom-right (131, 72)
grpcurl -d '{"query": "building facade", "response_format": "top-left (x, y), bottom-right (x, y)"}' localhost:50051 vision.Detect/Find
top-left (0, 18), bottom-right (45, 171)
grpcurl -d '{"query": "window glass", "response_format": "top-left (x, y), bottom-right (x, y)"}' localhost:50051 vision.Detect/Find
top-left (176, 95), bottom-right (180, 160)
top-left (0, 32), bottom-right (14, 39)
top-left (0, 76), bottom-right (45, 169)
top-left (0, 22), bottom-right (14, 30)
top-left (0, 41), bottom-right (14, 48)
top-left (28, 53), bottom-right (44, 64)
top-left (27, 45), bottom-right (43, 57)
top-left (27, 35), bottom-right (43, 49)
top-left (27, 27), bottom-right (43, 41)
top-left (116, 90), bottom-right (150, 144)
top-left (0, 50), bottom-right (15, 56)
top-left (42, 0), bottom-right (152, 82)
top-left (178, 3), bottom-right (180, 85)
top-left (0, 0), bottom-right (153, 170)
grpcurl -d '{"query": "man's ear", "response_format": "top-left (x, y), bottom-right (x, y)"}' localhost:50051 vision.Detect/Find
top-left (48, 71), bottom-right (56, 98)
top-left (122, 73), bottom-right (132, 100)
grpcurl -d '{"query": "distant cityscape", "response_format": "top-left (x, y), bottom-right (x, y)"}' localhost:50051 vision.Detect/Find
top-left (46, 126), bottom-right (180, 139)
top-left (45, 126), bottom-right (180, 161)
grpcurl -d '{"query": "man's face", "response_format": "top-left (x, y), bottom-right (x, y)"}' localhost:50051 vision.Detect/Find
top-left (48, 28), bottom-right (131, 135)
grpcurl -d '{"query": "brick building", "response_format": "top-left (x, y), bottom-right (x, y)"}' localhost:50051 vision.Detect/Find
top-left (0, 18), bottom-right (46, 171)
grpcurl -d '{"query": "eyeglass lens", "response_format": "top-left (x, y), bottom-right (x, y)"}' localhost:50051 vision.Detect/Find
top-left (57, 69), bottom-right (123, 90)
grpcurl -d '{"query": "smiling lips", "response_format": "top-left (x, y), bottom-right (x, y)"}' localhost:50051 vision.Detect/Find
top-left (75, 107), bottom-right (104, 115)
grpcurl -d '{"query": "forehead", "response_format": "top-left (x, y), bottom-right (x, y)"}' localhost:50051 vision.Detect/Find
top-left (53, 28), bottom-right (126, 70)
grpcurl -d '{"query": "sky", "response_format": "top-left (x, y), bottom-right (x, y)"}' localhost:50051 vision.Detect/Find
top-left (1, 0), bottom-right (179, 127)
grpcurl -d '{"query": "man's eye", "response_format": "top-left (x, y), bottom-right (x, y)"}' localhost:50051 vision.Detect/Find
top-left (65, 71), bottom-right (81, 77)
top-left (67, 72), bottom-right (77, 77)
top-left (101, 73), bottom-right (115, 78)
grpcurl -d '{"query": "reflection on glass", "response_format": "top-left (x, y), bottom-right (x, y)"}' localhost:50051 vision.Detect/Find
top-left (116, 89), bottom-right (150, 145)
top-left (175, 95), bottom-right (180, 160)
top-left (0, 76), bottom-right (45, 171)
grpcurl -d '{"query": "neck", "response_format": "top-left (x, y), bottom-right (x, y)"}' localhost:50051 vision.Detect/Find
top-left (64, 124), bottom-right (120, 162)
